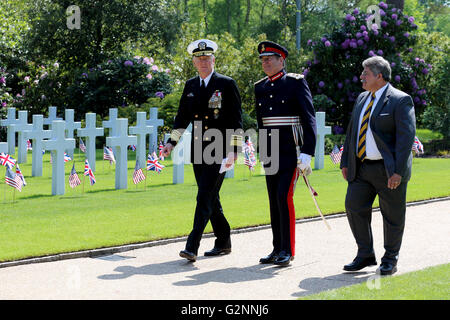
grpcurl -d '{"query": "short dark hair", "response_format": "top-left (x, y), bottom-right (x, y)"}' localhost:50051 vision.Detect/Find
top-left (362, 56), bottom-right (391, 81)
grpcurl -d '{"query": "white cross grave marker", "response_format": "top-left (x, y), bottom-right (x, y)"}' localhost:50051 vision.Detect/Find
top-left (129, 112), bottom-right (154, 169)
top-left (0, 107), bottom-right (18, 154)
top-left (172, 123), bottom-right (192, 184)
top-left (23, 115), bottom-right (52, 176)
top-left (64, 109), bottom-right (81, 158)
top-left (43, 120), bottom-right (75, 195)
top-left (43, 106), bottom-right (63, 129)
top-left (314, 111), bottom-right (332, 170)
top-left (146, 107), bottom-right (164, 154)
top-left (0, 142), bottom-right (7, 154)
top-left (77, 113), bottom-right (104, 172)
top-left (102, 108), bottom-right (119, 157)
top-left (106, 118), bottom-right (137, 190)
top-left (12, 110), bottom-right (33, 163)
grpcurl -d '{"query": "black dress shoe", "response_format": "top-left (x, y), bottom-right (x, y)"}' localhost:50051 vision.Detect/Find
top-left (204, 247), bottom-right (231, 256)
top-left (377, 262), bottom-right (397, 275)
top-left (343, 256), bottom-right (377, 271)
top-left (179, 250), bottom-right (197, 262)
top-left (274, 251), bottom-right (292, 266)
top-left (259, 251), bottom-right (279, 264)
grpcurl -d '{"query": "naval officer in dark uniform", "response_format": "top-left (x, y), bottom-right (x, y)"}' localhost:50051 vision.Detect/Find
top-left (255, 41), bottom-right (317, 266)
top-left (162, 39), bottom-right (243, 262)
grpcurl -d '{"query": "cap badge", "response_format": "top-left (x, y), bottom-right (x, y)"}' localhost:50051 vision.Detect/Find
top-left (198, 41), bottom-right (206, 50)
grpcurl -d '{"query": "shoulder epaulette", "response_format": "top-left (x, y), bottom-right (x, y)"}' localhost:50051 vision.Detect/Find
top-left (254, 76), bottom-right (268, 85)
top-left (286, 73), bottom-right (304, 80)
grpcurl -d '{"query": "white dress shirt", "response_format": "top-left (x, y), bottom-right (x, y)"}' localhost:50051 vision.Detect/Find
top-left (356, 83), bottom-right (389, 160)
top-left (200, 70), bottom-right (214, 87)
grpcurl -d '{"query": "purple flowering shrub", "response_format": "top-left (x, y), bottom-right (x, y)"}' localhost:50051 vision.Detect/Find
top-left (67, 56), bottom-right (172, 117)
top-left (304, 2), bottom-right (431, 130)
top-left (0, 60), bottom-right (67, 117)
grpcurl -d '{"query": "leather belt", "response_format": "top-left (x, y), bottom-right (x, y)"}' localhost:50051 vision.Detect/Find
top-left (361, 159), bottom-right (383, 164)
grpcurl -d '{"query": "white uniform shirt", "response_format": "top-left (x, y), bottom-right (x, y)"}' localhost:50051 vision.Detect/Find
top-left (199, 70), bottom-right (214, 87)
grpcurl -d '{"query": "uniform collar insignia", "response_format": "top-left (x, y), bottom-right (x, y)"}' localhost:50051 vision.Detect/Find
top-left (269, 70), bottom-right (285, 82)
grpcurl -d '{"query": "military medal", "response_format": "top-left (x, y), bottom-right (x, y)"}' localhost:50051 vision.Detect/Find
top-left (209, 90), bottom-right (222, 118)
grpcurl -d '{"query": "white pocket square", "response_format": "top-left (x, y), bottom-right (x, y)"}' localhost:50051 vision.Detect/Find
top-left (379, 113), bottom-right (390, 116)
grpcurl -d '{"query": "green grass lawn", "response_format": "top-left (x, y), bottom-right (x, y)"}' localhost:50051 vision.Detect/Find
top-left (299, 263), bottom-right (450, 300)
top-left (0, 149), bottom-right (449, 262)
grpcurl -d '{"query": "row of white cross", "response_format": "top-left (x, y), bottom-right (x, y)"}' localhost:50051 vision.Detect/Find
top-left (0, 106), bottom-right (164, 195)
top-left (1, 107), bottom-right (332, 196)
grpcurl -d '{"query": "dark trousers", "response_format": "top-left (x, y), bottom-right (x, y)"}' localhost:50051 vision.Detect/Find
top-left (265, 164), bottom-right (298, 256)
top-left (345, 160), bottom-right (408, 264)
top-left (185, 163), bottom-right (231, 255)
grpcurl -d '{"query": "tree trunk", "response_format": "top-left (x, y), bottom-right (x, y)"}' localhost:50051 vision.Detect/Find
top-left (227, 0), bottom-right (232, 33)
top-left (202, 0), bottom-right (208, 33)
top-left (245, 0), bottom-right (251, 25)
top-left (386, 0), bottom-right (404, 10)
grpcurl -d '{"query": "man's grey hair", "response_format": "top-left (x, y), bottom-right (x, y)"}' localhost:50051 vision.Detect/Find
top-left (362, 56), bottom-right (391, 81)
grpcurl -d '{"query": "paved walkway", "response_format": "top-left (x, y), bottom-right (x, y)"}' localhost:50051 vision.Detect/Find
top-left (0, 199), bottom-right (449, 300)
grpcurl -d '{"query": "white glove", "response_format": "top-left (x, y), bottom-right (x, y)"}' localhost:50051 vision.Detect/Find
top-left (297, 153), bottom-right (312, 176)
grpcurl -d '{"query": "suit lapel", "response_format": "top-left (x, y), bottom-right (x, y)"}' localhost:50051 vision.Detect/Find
top-left (206, 71), bottom-right (217, 97)
top-left (371, 83), bottom-right (391, 121)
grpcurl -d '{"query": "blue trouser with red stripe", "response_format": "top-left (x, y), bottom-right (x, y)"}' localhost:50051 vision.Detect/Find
top-left (265, 164), bottom-right (298, 256)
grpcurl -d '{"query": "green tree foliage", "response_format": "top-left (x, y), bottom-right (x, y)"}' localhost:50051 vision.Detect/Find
top-left (24, 0), bottom-right (182, 70)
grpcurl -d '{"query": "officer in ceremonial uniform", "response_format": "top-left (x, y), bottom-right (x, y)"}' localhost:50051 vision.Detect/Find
top-left (162, 39), bottom-right (243, 262)
top-left (255, 41), bottom-right (317, 266)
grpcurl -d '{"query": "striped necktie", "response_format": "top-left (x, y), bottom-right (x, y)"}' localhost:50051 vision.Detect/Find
top-left (357, 92), bottom-right (376, 161)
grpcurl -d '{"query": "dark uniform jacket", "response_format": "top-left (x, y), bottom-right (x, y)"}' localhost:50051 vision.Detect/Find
top-left (255, 71), bottom-right (317, 168)
top-left (168, 71), bottom-right (243, 164)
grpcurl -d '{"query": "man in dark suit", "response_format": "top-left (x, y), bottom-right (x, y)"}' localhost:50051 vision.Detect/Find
top-left (162, 39), bottom-right (243, 262)
top-left (255, 41), bottom-right (317, 266)
top-left (340, 56), bottom-right (416, 275)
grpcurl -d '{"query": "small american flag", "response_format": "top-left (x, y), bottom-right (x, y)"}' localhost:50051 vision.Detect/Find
top-left (26, 139), bottom-right (32, 151)
top-left (158, 142), bottom-right (164, 160)
top-left (69, 163), bottom-right (81, 188)
top-left (5, 166), bottom-right (22, 192)
top-left (330, 145), bottom-right (343, 164)
top-left (84, 159), bottom-right (96, 185)
top-left (129, 145), bottom-right (136, 151)
top-left (132, 159), bottom-right (146, 185)
top-left (79, 138), bottom-right (86, 153)
top-left (103, 146), bottom-right (116, 164)
top-left (412, 136), bottom-right (424, 155)
top-left (147, 152), bottom-right (164, 173)
top-left (0, 153), bottom-right (17, 169)
top-left (15, 164), bottom-right (27, 186)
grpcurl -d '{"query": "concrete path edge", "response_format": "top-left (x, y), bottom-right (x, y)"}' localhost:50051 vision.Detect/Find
top-left (1, 196), bottom-right (448, 269)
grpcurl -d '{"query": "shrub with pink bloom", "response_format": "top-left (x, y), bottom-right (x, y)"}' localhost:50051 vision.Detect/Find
top-left (305, 1), bottom-right (430, 131)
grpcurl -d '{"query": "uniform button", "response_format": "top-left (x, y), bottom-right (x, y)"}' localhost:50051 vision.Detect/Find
top-left (269, 107), bottom-right (272, 110)
top-left (205, 137), bottom-right (209, 141)
top-left (259, 103), bottom-right (261, 106)
top-left (268, 133), bottom-right (271, 136)
top-left (195, 137), bottom-right (198, 140)
top-left (194, 125), bottom-right (198, 129)
top-left (195, 115), bottom-right (198, 118)
top-left (282, 100), bottom-right (285, 103)
top-left (205, 116), bottom-right (208, 119)
top-left (204, 126), bottom-right (208, 130)
top-left (271, 83), bottom-right (274, 86)
top-left (270, 95), bottom-right (273, 98)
